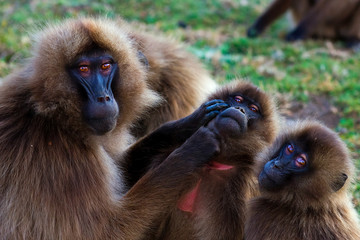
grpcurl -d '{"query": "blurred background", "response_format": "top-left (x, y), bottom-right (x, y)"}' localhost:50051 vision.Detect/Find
top-left (0, 0), bottom-right (359, 212)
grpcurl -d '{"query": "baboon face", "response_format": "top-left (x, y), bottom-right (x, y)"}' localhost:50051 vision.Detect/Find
top-left (206, 82), bottom-right (278, 162)
top-left (29, 18), bottom-right (156, 137)
top-left (259, 140), bottom-right (310, 191)
top-left (210, 93), bottom-right (261, 138)
top-left (258, 122), bottom-right (351, 198)
top-left (68, 50), bottom-right (120, 135)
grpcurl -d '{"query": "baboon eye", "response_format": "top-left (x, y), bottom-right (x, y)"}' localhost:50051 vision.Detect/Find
top-left (79, 65), bottom-right (89, 72)
top-left (294, 154), bottom-right (307, 168)
top-left (101, 63), bottom-right (111, 70)
top-left (249, 104), bottom-right (259, 113)
top-left (285, 144), bottom-right (294, 155)
top-left (234, 96), bottom-right (243, 103)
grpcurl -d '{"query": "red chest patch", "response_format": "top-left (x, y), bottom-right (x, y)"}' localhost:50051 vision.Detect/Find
top-left (177, 161), bottom-right (234, 213)
top-left (177, 180), bottom-right (202, 213)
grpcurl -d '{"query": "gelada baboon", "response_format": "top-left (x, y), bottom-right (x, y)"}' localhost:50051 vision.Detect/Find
top-left (245, 120), bottom-right (360, 240)
top-left (0, 17), bottom-right (217, 239)
top-left (126, 19), bottom-right (217, 138)
top-left (124, 81), bottom-right (279, 239)
top-left (247, 0), bottom-right (360, 47)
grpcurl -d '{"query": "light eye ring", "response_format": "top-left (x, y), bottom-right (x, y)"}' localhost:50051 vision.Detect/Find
top-left (294, 154), bottom-right (307, 168)
top-left (234, 96), bottom-right (243, 103)
top-left (285, 144), bottom-right (295, 155)
top-left (249, 104), bottom-right (259, 113)
top-left (79, 65), bottom-right (89, 72)
top-left (101, 62), bottom-right (111, 70)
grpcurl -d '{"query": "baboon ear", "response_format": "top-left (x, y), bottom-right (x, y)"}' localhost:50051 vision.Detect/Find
top-left (137, 51), bottom-right (149, 69)
top-left (331, 173), bottom-right (348, 192)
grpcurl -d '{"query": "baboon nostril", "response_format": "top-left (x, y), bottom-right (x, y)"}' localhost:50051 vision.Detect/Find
top-left (273, 160), bottom-right (281, 169)
top-left (240, 108), bottom-right (245, 114)
top-left (97, 96), bottom-right (111, 103)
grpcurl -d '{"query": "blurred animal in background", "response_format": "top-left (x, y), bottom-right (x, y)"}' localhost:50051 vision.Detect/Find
top-left (245, 120), bottom-right (360, 240)
top-left (127, 21), bottom-right (217, 138)
top-left (247, 0), bottom-right (360, 49)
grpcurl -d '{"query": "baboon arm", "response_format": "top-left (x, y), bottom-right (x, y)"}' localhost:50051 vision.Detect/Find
top-left (122, 117), bottom-right (201, 188)
top-left (122, 100), bottom-right (227, 188)
top-left (115, 127), bottom-right (219, 239)
top-left (248, 0), bottom-right (291, 37)
top-left (114, 168), bottom-right (184, 240)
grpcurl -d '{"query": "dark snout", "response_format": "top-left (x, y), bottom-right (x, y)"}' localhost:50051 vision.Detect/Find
top-left (210, 107), bottom-right (248, 138)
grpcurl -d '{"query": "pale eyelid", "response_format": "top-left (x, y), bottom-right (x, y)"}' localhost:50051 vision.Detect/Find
top-left (234, 96), bottom-right (244, 103)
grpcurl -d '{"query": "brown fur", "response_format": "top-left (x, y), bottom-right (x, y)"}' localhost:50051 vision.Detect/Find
top-left (126, 21), bottom-right (217, 138)
top-left (245, 120), bottom-right (360, 240)
top-left (0, 17), bottom-right (217, 239)
top-left (248, 0), bottom-right (360, 45)
top-left (153, 81), bottom-right (279, 240)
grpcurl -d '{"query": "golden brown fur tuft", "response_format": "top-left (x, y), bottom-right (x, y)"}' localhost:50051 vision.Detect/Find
top-left (125, 22), bottom-right (218, 138)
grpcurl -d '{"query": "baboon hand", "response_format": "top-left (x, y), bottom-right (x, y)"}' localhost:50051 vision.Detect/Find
top-left (192, 99), bottom-right (229, 126)
top-left (176, 126), bottom-right (220, 167)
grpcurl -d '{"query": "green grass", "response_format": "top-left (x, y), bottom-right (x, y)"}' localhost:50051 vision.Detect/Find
top-left (1, 0), bottom-right (359, 212)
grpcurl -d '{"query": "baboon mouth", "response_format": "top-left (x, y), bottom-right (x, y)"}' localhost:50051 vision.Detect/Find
top-left (86, 116), bottom-right (117, 135)
top-left (259, 170), bottom-right (283, 191)
top-left (216, 108), bottom-right (247, 135)
top-left (221, 116), bottom-right (242, 130)
top-left (259, 170), bottom-right (274, 188)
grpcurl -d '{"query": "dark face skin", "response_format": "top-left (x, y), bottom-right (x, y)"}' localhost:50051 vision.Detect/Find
top-left (259, 141), bottom-right (309, 191)
top-left (69, 50), bottom-right (119, 135)
top-left (210, 94), bottom-right (261, 138)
